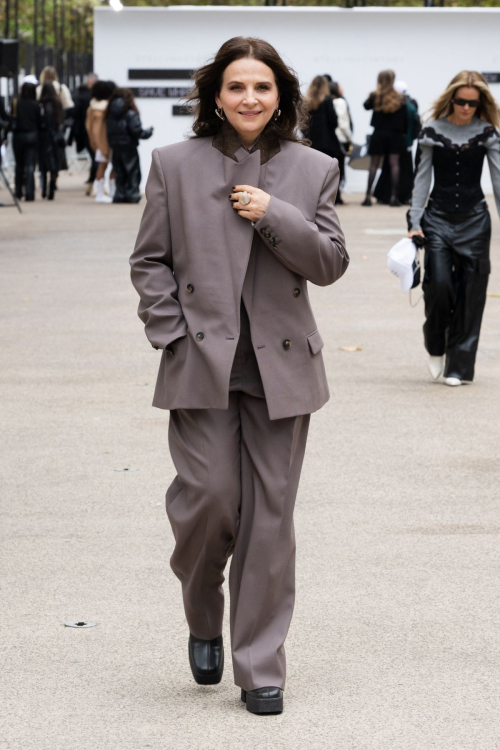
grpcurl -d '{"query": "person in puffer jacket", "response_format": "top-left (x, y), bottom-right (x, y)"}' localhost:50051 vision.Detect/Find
top-left (105, 88), bottom-right (153, 203)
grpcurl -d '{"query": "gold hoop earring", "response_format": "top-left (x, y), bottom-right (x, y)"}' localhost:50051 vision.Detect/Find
top-left (215, 107), bottom-right (226, 121)
top-left (274, 108), bottom-right (281, 121)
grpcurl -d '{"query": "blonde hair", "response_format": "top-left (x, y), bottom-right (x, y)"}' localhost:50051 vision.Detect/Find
top-left (430, 71), bottom-right (500, 128)
top-left (40, 66), bottom-right (58, 85)
top-left (371, 70), bottom-right (404, 114)
top-left (305, 76), bottom-right (330, 111)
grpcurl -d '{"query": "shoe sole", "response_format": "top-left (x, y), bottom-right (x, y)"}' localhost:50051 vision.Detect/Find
top-left (241, 689), bottom-right (283, 714)
top-left (188, 645), bottom-right (224, 685)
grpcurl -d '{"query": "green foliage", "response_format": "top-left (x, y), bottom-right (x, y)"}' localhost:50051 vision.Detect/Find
top-left (1, 1), bottom-right (100, 52)
top-left (2, 0), bottom-right (500, 54)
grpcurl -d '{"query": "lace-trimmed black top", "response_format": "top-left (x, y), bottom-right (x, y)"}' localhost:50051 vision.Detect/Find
top-left (408, 116), bottom-right (500, 230)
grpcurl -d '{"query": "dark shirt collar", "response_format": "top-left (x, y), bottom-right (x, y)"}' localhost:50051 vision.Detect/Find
top-left (212, 119), bottom-right (281, 165)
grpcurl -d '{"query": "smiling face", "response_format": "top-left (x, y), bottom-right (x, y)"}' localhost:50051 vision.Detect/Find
top-left (215, 57), bottom-right (280, 146)
top-left (451, 86), bottom-right (480, 125)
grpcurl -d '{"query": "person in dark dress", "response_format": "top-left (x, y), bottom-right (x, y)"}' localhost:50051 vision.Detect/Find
top-left (11, 83), bottom-right (41, 201)
top-left (362, 70), bottom-right (408, 207)
top-left (39, 83), bottom-right (64, 200)
top-left (374, 81), bottom-right (421, 205)
top-left (105, 88), bottom-right (153, 203)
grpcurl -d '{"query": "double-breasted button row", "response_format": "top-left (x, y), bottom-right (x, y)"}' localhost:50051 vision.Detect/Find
top-left (260, 226), bottom-right (281, 249)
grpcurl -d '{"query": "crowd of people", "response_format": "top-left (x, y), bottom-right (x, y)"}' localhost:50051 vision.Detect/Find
top-left (303, 69), bottom-right (420, 206)
top-left (2, 66), bottom-right (153, 204)
top-left (3, 62), bottom-right (499, 392)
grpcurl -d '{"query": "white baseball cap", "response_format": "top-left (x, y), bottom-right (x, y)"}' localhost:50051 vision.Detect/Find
top-left (387, 237), bottom-right (417, 292)
top-left (23, 74), bottom-right (39, 85)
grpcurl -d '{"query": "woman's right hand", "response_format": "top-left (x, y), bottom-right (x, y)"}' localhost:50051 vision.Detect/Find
top-left (408, 229), bottom-right (425, 239)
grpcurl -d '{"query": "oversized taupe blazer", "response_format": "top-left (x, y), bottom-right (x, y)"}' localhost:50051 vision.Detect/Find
top-left (130, 122), bottom-right (349, 421)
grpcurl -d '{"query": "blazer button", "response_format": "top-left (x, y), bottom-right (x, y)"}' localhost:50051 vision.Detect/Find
top-left (187, 284), bottom-right (194, 293)
top-left (196, 332), bottom-right (204, 342)
top-left (293, 288), bottom-right (300, 297)
top-left (283, 339), bottom-right (291, 350)
top-left (260, 227), bottom-right (268, 236)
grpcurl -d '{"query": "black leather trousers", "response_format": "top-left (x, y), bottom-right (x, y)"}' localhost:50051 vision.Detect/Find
top-left (111, 146), bottom-right (141, 203)
top-left (13, 131), bottom-right (38, 201)
top-left (421, 201), bottom-right (491, 381)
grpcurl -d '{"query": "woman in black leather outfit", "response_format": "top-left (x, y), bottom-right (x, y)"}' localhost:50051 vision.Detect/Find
top-left (12, 82), bottom-right (41, 201)
top-left (408, 71), bottom-right (500, 386)
top-left (105, 88), bottom-right (153, 203)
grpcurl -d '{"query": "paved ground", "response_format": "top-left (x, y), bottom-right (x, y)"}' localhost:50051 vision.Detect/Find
top-left (1, 174), bottom-right (500, 750)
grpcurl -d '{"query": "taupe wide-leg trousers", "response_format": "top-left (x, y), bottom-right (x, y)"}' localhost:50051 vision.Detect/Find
top-left (165, 390), bottom-right (310, 691)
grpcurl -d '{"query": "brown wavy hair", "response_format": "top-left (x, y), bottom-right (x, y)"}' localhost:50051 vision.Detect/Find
top-left (371, 70), bottom-right (404, 114)
top-left (105, 87), bottom-right (140, 118)
top-left (186, 36), bottom-right (309, 142)
top-left (430, 71), bottom-right (500, 128)
top-left (305, 76), bottom-right (330, 111)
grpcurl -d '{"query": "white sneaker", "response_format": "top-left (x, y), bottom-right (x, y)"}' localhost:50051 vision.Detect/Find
top-left (445, 377), bottom-right (462, 387)
top-left (428, 355), bottom-right (444, 380)
top-left (95, 179), bottom-right (112, 204)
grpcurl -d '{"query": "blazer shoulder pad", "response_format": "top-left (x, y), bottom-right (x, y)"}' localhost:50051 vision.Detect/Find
top-left (155, 137), bottom-right (208, 166)
top-left (281, 139), bottom-right (337, 174)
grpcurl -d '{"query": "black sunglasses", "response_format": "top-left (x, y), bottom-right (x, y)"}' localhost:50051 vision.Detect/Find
top-left (453, 98), bottom-right (480, 108)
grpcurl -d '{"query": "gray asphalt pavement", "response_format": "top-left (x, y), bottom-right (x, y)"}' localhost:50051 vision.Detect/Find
top-left (1, 175), bottom-right (500, 750)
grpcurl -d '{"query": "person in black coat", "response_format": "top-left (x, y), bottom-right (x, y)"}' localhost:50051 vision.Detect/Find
top-left (105, 88), bottom-right (153, 203)
top-left (303, 76), bottom-right (342, 203)
top-left (304, 77), bottom-right (339, 154)
top-left (362, 70), bottom-right (408, 207)
top-left (70, 73), bottom-right (98, 194)
top-left (39, 83), bottom-right (64, 200)
top-left (12, 83), bottom-right (42, 201)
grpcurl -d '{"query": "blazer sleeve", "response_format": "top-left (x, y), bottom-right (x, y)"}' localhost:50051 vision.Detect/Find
top-left (364, 94), bottom-right (375, 111)
top-left (486, 132), bottom-right (500, 220)
top-left (407, 142), bottom-right (433, 231)
top-left (253, 159), bottom-right (349, 287)
top-left (129, 149), bottom-right (187, 350)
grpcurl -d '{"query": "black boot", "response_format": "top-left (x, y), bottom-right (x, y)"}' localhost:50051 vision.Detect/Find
top-left (188, 634), bottom-right (224, 685)
top-left (48, 176), bottom-right (56, 201)
top-left (241, 687), bottom-right (284, 715)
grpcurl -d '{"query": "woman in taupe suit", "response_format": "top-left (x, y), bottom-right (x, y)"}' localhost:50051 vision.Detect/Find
top-left (130, 37), bottom-right (349, 715)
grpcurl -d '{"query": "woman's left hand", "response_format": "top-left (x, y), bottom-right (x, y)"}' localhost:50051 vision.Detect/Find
top-left (230, 184), bottom-right (271, 222)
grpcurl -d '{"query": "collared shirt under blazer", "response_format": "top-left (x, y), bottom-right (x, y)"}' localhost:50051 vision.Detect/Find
top-left (130, 123), bottom-right (349, 420)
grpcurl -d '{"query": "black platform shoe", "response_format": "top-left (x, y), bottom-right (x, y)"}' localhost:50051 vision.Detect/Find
top-left (188, 634), bottom-right (224, 685)
top-left (241, 686), bottom-right (284, 714)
